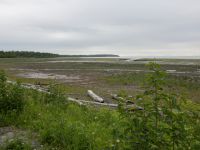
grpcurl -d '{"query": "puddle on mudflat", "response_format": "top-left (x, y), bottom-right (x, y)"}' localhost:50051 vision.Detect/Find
top-left (17, 72), bottom-right (80, 82)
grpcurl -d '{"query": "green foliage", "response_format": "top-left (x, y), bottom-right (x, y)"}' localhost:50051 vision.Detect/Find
top-left (0, 70), bottom-right (7, 100)
top-left (41, 119), bottom-right (92, 149)
top-left (167, 75), bottom-right (200, 103)
top-left (0, 63), bottom-right (199, 149)
top-left (16, 97), bottom-right (122, 150)
top-left (44, 83), bottom-right (66, 104)
top-left (118, 62), bottom-right (200, 149)
top-left (105, 72), bottom-right (145, 85)
top-left (0, 71), bottom-right (25, 114)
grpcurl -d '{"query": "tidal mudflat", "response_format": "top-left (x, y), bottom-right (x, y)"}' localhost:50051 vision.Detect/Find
top-left (0, 57), bottom-right (199, 103)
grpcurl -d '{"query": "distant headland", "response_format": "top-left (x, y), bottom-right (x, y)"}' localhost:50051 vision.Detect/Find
top-left (0, 51), bottom-right (119, 58)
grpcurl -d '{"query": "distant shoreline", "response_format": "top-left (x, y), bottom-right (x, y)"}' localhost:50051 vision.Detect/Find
top-left (0, 51), bottom-right (119, 58)
top-left (60, 54), bottom-right (119, 58)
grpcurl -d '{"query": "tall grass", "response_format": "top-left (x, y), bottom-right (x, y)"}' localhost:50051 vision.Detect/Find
top-left (0, 86), bottom-right (122, 149)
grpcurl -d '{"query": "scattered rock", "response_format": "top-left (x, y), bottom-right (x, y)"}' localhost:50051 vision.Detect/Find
top-left (0, 127), bottom-right (42, 149)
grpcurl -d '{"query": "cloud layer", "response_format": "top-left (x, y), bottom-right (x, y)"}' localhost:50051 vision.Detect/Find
top-left (0, 0), bottom-right (200, 56)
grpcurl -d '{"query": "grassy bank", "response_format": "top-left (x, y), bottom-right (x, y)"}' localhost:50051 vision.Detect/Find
top-left (0, 89), bottom-right (124, 149)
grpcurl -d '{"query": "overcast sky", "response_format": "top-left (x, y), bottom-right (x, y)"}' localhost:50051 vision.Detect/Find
top-left (0, 0), bottom-right (200, 56)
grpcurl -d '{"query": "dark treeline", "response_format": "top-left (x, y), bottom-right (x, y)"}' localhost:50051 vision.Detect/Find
top-left (61, 54), bottom-right (119, 57)
top-left (0, 51), bottom-right (59, 58)
top-left (0, 51), bottom-right (119, 58)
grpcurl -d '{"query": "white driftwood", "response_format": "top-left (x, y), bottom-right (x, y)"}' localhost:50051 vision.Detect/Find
top-left (111, 94), bottom-right (134, 104)
top-left (111, 94), bottom-right (124, 101)
top-left (7, 80), bottom-right (142, 109)
top-left (87, 90), bottom-right (104, 103)
top-left (68, 97), bottom-right (117, 108)
top-left (7, 81), bottom-right (48, 93)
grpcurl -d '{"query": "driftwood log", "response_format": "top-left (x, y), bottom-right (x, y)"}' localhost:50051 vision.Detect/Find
top-left (87, 90), bottom-right (104, 103)
top-left (68, 97), bottom-right (117, 108)
top-left (7, 80), bottom-right (142, 110)
top-left (111, 94), bottom-right (143, 111)
top-left (111, 94), bottom-right (124, 101)
top-left (111, 94), bottom-right (135, 104)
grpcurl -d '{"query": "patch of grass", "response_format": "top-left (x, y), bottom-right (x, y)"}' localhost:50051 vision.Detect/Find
top-left (104, 71), bottom-right (200, 103)
top-left (33, 104), bottom-right (119, 149)
top-left (63, 85), bottom-right (87, 95)
top-left (167, 75), bottom-right (200, 103)
top-left (104, 72), bottom-right (145, 86)
top-left (1, 89), bottom-right (121, 149)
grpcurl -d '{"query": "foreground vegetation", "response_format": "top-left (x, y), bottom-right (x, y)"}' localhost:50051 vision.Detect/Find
top-left (0, 63), bottom-right (199, 149)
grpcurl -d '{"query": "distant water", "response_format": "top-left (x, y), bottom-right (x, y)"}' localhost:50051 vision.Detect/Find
top-left (57, 56), bottom-right (200, 60)
top-left (121, 56), bottom-right (200, 60)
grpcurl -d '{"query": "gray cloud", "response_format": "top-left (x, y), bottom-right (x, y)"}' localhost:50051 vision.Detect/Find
top-left (0, 0), bottom-right (200, 56)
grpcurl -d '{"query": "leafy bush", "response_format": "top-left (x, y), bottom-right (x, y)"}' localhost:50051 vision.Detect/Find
top-left (0, 71), bottom-right (25, 114)
top-left (44, 83), bottom-right (66, 104)
top-left (0, 71), bottom-right (7, 102)
top-left (118, 62), bottom-right (200, 149)
top-left (41, 120), bottom-right (91, 149)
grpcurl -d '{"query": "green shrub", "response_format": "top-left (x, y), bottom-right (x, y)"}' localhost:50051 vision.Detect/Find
top-left (44, 83), bottom-right (66, 104)
top-left (118, 62), bottom-right (200, 149)
top-left (41, 121), bottom-right (91, 149)
top-left (0, 70), bottom-right (7, 103)
top-left (0, 71), bottom-right (25, 114)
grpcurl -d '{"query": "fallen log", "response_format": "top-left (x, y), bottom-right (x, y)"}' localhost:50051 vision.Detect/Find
top-left (7, 81), bottom-right (48, 93)
top-left (87, 90), bottom-right (104, 103)
top-left (68, 97), bottom-right (143, 110)
top-left (111, 94), bottom-right (135, 104)
top-left (68, 97), bottom-right (117, 108)
top-left (7, 80), bottom-right (142, 109)
top-left (125, 104), bottom-right (143, 111)
top-left (111, 94), bottom-right (124, 101)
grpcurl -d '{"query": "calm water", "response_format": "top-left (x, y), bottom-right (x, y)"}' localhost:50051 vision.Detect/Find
top-left (122, 56), bottom-right (200, 60)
